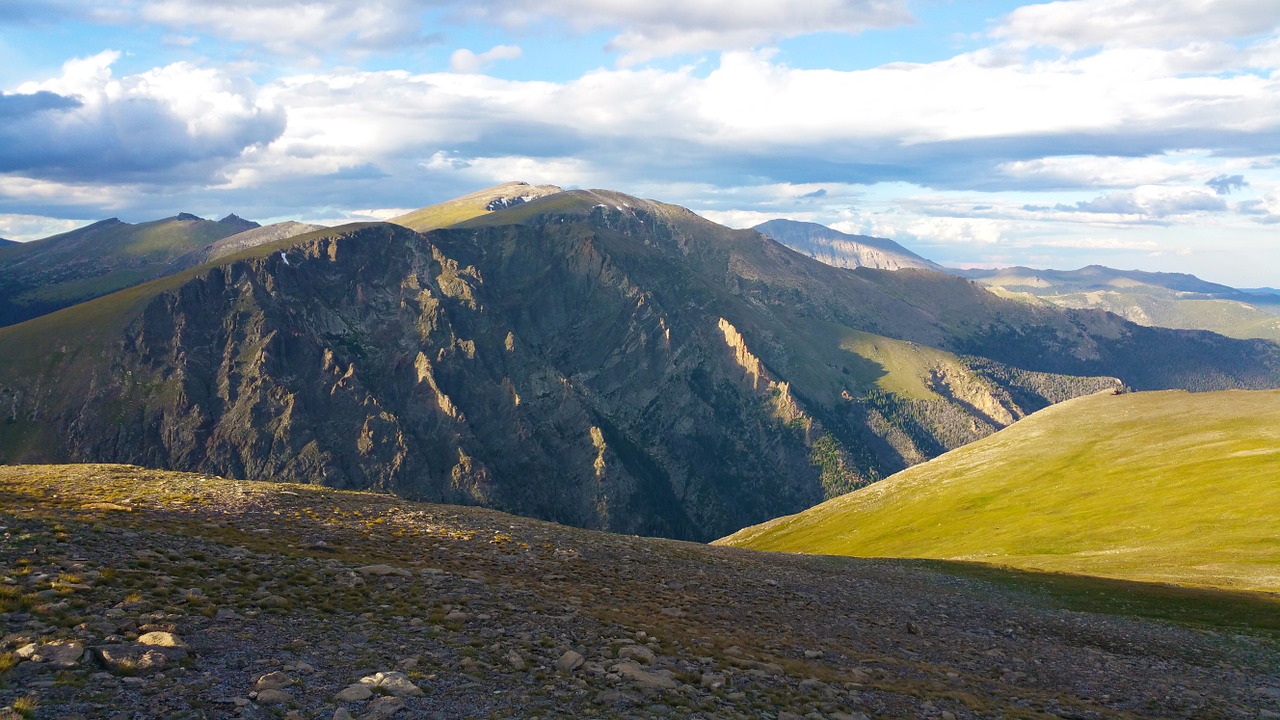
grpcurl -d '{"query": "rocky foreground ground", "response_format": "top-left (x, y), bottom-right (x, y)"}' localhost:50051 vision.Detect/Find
top-left (1, 464), bottom-right (1277, 720)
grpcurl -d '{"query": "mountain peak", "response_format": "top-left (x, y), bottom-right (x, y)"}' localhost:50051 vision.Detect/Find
top-left (753, 218), bottom-right (940, 272)
top-left (390, 181), bottom-right (564, 232)
top-left (175, 212), bottom-right (203, 222)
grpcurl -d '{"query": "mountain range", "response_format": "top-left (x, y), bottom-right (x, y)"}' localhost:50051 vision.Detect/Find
top-left (0, 213), bottom-right (259, 327)
top-left (2, 184), bottom-right (1279, 542)
top-left (956, 265), bottom-right (1280, 343)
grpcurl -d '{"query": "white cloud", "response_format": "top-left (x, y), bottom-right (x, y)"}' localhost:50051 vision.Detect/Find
top-left (1060, 185), bottom-right (1228, 218)
top-left (57, 0), bottom-right (912, 63)
top-left (995, 0), bottom-right (1280, 50)
top-left (450, 45), bottom-right (522, 74)
top-left (0, 212), bottom-right (90, 241)
top-left (0, 175), bottom-right (131, 207)
top-left (4, 51), bottom-right (284, 182)
top-left (998, 155), bottom-right (1209, 189)
top-left (135, 0), bottom-right (436, 57)
top-left (697, 208), bottom-right (819, 228)
top-left (447, 0), bottom-right (913, 65)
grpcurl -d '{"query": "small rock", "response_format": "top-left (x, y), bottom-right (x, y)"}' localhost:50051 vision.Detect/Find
top-left (444, 610), bottom-right (468, 623)
top-left (360, 671), bottom-right (424, 698)
top-left (357, 696), bottom-right (405, 719)
top-left (506, 650), bottom-right (526, 670)
top-left (214, 608), bottom-right (242, 621)
top-left (594, 689), bottom-right (641, 706)
top-left (256, 595), bottom-right (291, 609)
top-left (334, 684), bottom-right (374, 702)
top-left (80, 502), bottom-right (132, 512)
top-left (137, 631), bottom-right (186, 648)
top-left (19, 641), bottom-right (85, 668)
top-left (95, 643), bottom-right (187, 675)
top-left (804, 649), bottom-right (824, 659)
top-left (356, 564), bottom-right (412, 578)
top-left (255, 688), bottom-right (291, 704)
top-left (555, 650), bottom-right (585, 672)
top-left (617, 645), bottom-right (656, 664)
top-left (611, 661), bottom-right (678, 689)
top-left (333, 709), bottom-right (355, 720)
top-left (941, 712), bottom-right (957, 720)
top-left (700, 672), bottom-right (726, 689)
top-left (906, 621), bottom-right (922, 636)
top-left (659, 607), bottom-right (684, 618)
top-left (254, 670), bottom-right (294, 691)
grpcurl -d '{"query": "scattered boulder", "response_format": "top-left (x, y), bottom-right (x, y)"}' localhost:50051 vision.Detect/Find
top-left (617, 645), bottom-right (656, 664)
top-left (359, 671), bottom-right (424, 698)
top-left (16, 641), bottom-right (84, 668)
top-left (254, 688), bottom-right (292, 705)
top-left (356, 564), bottom-right (412, 578)
top-left (253, 670), bottom-right (294, 691)
top-left (357, 696), bottom-right (405, 719)
top-left (94, 643), bottom-right (187, 675)
top-left (137, 631), bottom-right (186, 648)
top-left (611, 661), bottom-right (678, 690)
top-left (555, 650), bottom-right (585, 672)
top-left (334, 683), bottom-right (374, 702)
top-left (701, 672), bottom-right (727, 689)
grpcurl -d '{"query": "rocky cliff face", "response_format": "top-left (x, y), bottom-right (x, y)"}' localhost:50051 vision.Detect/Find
top-left (2, 191), bottom-right (1278, 540)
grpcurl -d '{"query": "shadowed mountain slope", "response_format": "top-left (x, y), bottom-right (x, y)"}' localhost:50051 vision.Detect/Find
top-left (1, 187), bottom-right (1279, 540)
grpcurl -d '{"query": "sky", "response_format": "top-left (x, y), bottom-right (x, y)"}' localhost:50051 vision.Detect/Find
top-left (1, 1), bottom-right (1279, 287)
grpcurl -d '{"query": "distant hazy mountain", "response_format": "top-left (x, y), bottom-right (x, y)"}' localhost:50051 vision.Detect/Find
top-left (958, 265), bottom-right (1280, 343)
top-left (0, 213), bottom-right (258, 327)
top-left (753, 219), bottom-right (942, 272)
top-left (0, 238), bottom-right (16, 247)
top-left (3, 184), bottom-right (1278, 541)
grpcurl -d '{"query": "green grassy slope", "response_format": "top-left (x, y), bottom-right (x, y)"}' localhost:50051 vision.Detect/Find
top-left (0, 214), bottom-right (257, 326)
top-left (389, 181), bottom-right (562, 231)
top-left (717, 389), bottom-right (1280, 591)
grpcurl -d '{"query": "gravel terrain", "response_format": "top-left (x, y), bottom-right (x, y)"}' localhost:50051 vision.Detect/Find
top-left (1, 464), bottom-right (1277, 719)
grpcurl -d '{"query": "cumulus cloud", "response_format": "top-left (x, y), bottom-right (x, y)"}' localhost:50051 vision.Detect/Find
top-left (995, 0), bottom-right (1280, 49)
top-left (0, 91), bottom-right (81, 118)
top-left (3, 51), bottom-right (285, 183)
top-left (450, 44), bottom-right (522, 74)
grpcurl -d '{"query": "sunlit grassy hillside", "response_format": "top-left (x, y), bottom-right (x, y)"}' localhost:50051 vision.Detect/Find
top-left (717, 389), bottom-right (1280, 592)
